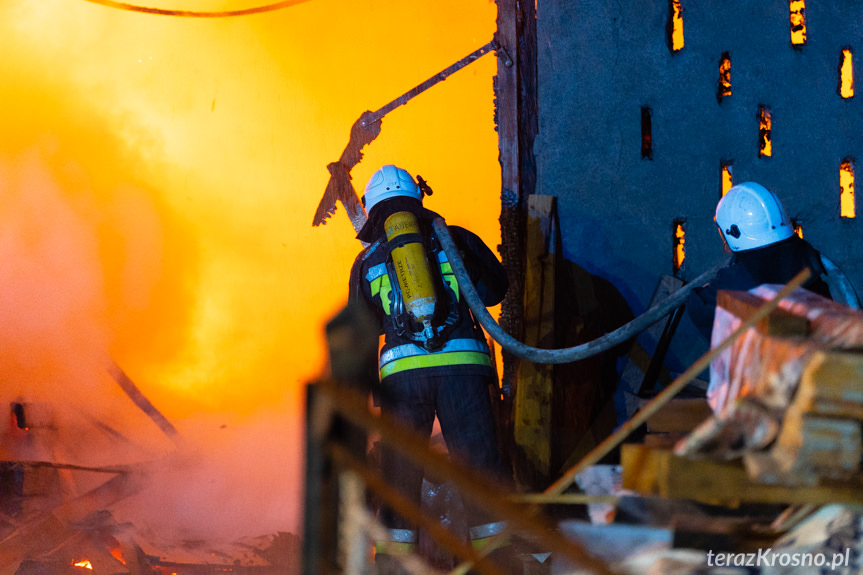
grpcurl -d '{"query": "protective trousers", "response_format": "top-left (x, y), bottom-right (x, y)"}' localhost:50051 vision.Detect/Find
top-left (376, 368), bottom-right (506, 553)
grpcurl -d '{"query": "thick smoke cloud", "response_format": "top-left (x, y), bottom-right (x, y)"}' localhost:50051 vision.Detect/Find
top-left (0, 0), bottom-right (499, 546)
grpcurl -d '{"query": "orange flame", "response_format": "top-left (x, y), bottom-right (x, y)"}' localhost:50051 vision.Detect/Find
top-left (73, 560), bottom-right (93, 570)
top-left (0, 2), bottom-right (498, 408)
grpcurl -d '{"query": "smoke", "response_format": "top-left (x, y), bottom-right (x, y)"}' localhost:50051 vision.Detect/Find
top-left (0, 152), bottom-right (107, 395)
top-left (0, 0), bottom-right (500, 549)
top-left (111, 405), bottom-right (305, 545)
top-left (0, 138), bottom-right (304, 540)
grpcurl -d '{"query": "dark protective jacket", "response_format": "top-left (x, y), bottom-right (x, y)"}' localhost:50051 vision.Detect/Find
top-left (686, 235), bottom-right (832, 339)
top-left (349, 197), bottom-right (508, 380)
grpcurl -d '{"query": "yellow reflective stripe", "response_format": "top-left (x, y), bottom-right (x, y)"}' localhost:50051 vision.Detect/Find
top-left (380, 275), bottom-right (392, 315)
top-left (380, 351), bottom-right (491, 379)
top-left (440, 262), bottom-right (460, 301)
top-left (369, 275), bottom-right (393, 316)
top-left (374, 541), bottom-right (416, 556)
top-left (370, 276), bottom-right (383, 298)
top-left (471, 528), bottom-right (510, 550)
top-left (472, 536), bottom-right (508, 550)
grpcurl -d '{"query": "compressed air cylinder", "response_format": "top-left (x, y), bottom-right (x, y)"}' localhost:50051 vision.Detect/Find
top-left (385, 211), bottom-right (438, 337)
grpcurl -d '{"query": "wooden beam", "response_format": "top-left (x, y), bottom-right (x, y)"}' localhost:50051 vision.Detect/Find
top-left (621, 444), bottom-right (863, 506)
top-left (494, 0), bottom-right (537, 413)
top-left (0, 470), bottom-right (142, 567)
top-left (645, 398), bottom-right (713, 433)
top-left (717, 290), bottom-right (810, 336)
top-left (107, 359), bottom-right (181, 443)
top-left (514, 195), bottom-right (558, 479)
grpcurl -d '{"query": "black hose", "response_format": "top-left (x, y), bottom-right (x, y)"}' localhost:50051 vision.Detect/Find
top-left (432, 217), bottom-right (730, 365)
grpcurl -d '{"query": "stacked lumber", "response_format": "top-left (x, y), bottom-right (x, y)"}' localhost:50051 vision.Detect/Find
top-left (624, 285), bottom-right (863, 502)
top-left (745, 349), bottom-right (863, 485)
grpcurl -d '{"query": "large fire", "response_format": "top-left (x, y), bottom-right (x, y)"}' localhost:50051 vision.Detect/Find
top-left (0, 0), bottom-right (499, 555)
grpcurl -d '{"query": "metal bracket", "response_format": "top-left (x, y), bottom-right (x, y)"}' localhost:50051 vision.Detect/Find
top-left (495, 42), bottom-right (513, 68)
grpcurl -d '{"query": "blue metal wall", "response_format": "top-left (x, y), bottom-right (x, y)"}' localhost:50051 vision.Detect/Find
top-left (536, 1), bottom-right (863, 369)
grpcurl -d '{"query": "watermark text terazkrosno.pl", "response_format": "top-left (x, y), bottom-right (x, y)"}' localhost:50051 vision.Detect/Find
top-left (706, 548), bottom-right (852, 570)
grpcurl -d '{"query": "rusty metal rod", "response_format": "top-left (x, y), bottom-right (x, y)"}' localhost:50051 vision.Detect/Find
top-left (313, 41), bottom-right (498, 230)
top-left (360, 40), bottom-right (498, 128)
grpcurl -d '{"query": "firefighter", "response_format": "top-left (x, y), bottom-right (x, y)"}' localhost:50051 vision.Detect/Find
top-left (686, 181), bottom-right (833, 339)
top-left (348, 164), bottom-right (509, 569)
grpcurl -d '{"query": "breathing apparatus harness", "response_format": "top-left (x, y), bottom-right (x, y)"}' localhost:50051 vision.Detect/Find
top-left (362, 176), bottom-right (480, 352)
top-left (380, 209), bottom-right (463, 351)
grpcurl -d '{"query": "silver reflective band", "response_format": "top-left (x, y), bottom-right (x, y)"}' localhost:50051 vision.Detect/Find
top-left (379, 338), bottom-right (490, 368)
top-left (386, 528), bottom-right (418, 543)
top-left (365, 263), bottom-right (388, 282)
top-left (469, 521), bottom-right (508, 540)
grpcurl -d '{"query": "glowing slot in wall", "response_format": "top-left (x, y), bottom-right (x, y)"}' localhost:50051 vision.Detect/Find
top-left (792, 220), bottom-right (803, 239)
top-left (718, 52), bottom-right (732, 102)
top-left (759, 105), bottom-right (772, 157)
top-left (841, 159), bottom-right (856, 218)
top-left (721, 163), bottom-right (733, 196)
top-left (668, 0), bottom-right (684, 52)
top-left (790, 0), bottom-right (806, 46)
top-left (641, 107), bottom-right (653, 160)
top-left (840, 48), bottom-right (854, 98)
top-left (673, 220), bottom-right (685, 273)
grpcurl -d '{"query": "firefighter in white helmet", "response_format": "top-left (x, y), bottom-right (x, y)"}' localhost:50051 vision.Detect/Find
top-left (687, 181), bottom-right (832, 339)
top-left (349, 164), bottom-right (512, 571)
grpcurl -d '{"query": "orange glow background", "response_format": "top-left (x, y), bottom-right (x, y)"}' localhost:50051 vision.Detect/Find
top-left (0, 0), bottom-right (501, 540)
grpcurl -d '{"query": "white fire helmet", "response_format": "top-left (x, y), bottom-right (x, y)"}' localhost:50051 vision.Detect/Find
top-left (715, 182), bottom-right (794, 252)
top-left (362, 165), bottom-right (421, 213)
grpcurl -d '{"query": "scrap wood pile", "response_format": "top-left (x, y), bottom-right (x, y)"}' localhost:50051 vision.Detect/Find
top-left (1, 500), bottom-right (298, 575)
top-left (672, 284), bottom-right (863, 491)
top-left (556, 285), bottom-right (863, 574)
top-left (0, 366), bottom-right (300, 575)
